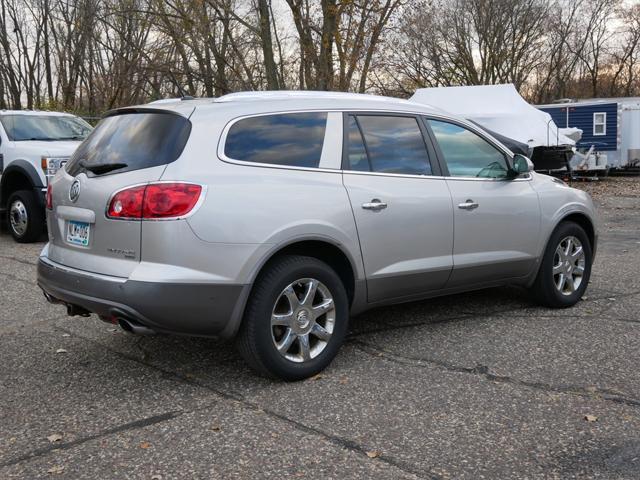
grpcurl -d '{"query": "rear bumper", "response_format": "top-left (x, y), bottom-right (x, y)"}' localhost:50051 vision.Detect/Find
top-left (37, 255), bottom-right (250, 339)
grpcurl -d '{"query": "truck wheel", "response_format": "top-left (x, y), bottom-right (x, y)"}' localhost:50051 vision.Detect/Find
top-left (236, 255), bottom-right (349, 381)
top-left (7, 190), bottom-right (44, 243)
top-left (531, 221), bottom-right (592, 308)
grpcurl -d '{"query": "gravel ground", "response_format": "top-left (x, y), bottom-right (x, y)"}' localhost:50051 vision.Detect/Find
top-left (570, 176), bottom-right (640, 199)
top-left (1, 177), bottom-right (639, 479)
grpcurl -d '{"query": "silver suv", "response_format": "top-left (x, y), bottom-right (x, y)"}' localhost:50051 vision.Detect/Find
top-left (37, 92), bottom-right (598, 380)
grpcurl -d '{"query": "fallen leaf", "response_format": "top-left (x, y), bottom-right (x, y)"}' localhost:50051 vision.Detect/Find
top-left (581, 296), bottom-right (588, 301)
top-left (585, 414), bottom-right (598, 422)
top-left (309, 373), bottom-right (323, 381)
top-left (339, 376), bottom-right (348, 385)
top-left (47, 465), bottom-right (64, 475)
top-left (210, 425), bottom-right (221, 432)
top-left (61, 333), bottom-right (70, 337)
top-left (55, 348), bottom-right (68, 354)
top-left (366, 450), bottom-right (381, 458)
top-left (47, 433), bottom-right (63, 443)
top-left (140, 441), bottom-right (151, 449)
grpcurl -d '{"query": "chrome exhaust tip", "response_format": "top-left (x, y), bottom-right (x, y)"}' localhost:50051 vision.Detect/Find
top-left (118, 318), bottom-right (156, 336)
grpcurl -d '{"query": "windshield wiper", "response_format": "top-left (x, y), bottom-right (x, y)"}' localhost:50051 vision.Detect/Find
top-left (16, 137), bottom-right (57, 141)
top-left (58, 136), bottom-right (85, 141)
top-left (79, 161), bottom-right (128, 175)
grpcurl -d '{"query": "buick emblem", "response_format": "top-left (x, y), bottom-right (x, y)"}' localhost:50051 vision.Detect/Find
top-left (69, 179), bottom-right (81, 202)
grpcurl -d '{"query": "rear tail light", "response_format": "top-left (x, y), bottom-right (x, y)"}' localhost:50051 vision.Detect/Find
top-left (46, 184), bottom-right (53, 210)
top-left (107, 183), bottom-right (202, 220)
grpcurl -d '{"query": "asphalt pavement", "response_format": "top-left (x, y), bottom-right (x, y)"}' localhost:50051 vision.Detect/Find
top-left (1, 180), bottom-right (639, 479)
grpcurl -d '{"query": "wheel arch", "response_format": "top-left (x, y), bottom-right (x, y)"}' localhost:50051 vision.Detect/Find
top-left (557, 212), bottom-right (596, 254)
top-left (251, 238), bottom-right (359, 307)
top-left (0, 160), bottom-right (43, 208)
top-left (221, 236), bottom-right (365, 340)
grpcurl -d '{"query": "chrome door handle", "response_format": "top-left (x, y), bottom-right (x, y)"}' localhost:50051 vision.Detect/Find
top-left (362, 199), bottom-right (388, 211)
top-left (458, 200), bottom-right (479, 210)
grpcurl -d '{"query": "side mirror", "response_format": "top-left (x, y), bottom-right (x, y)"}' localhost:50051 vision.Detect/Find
top-left (512, 154), bottom-right (534, 174)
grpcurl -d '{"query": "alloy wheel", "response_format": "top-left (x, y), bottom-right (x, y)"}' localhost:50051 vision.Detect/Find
top-left (270, 278), bottom-right (336, 363)
top-left (553, 235), bottom-right (586, 296)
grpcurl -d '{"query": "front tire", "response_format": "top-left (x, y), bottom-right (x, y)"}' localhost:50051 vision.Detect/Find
top-left (236, 255), bottom-right (349, 381)
top-left (7, 190), bottom-right (44, 243)
top-left (531, 221), bottom-right (592, 308)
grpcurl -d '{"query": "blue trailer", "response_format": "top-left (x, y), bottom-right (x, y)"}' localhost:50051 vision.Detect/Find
top-left (537, 98), bottom-right (640, 170)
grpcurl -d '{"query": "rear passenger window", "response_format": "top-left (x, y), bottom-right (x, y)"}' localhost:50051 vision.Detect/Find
top-left (346, 115), bottom-right (432, 175)
top-left (224, 112), bottom-right (327, 168)
top-left (346, 116), bottom-right (370, 171)
top-left (427, 119), bottom-right (509, 178)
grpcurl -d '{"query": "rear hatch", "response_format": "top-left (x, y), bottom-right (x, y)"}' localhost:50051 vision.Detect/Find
top-left (46, 109), bottom-right (192, 277)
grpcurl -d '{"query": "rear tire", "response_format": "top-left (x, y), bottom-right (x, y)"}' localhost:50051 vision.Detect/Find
top-left (236, 255), bottom-right (349, 381)
top-left (7, 190), bottom-right (44, 243)
top-left (531, 221), bottom-right (592, 308)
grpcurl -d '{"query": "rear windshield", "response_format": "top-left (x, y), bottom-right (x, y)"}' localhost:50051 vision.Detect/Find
top-left (66, 111), bottom-right (191, 176)
top-left (0, 115), bottom-right (92, 141)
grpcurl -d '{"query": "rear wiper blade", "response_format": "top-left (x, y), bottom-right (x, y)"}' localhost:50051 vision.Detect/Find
top-left (80, 161), bottom-right (128, 175)
top-left (17, 137), bottom-right (56, 141)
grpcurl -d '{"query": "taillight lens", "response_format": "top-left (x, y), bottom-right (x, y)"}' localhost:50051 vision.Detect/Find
top-left (107, 185), bottom-right (146, 219)
top-left (46, 184), bottom-right (53, 210)
top-left (142, 183), bottom-right (202, 218)
top-left (107, 183), bottom-right (202, 220)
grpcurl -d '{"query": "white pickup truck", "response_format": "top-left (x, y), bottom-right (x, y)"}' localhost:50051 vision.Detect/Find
top-left (0, 111), bottom-right (92, 242)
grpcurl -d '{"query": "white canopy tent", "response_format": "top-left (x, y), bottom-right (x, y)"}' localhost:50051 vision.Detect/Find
top-left (410, 84), bottom-right (575, 148)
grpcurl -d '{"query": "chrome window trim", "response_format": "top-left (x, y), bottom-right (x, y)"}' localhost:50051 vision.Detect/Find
top-left (343, 170), bottom-right (531, 182)
top-left (217, 108), bottom-right (520, 177)
top-left (343, 170), bottom-right (447, 180)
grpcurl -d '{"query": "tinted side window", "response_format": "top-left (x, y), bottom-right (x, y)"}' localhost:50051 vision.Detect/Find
top-left (353, 115), bottom-right (432, 175)
top-left (346, 116), bottom-right (370, 171)
top-left (225, 113), bottom-right (327, 168)
top-left (427, 119), bottom-right (509, 178)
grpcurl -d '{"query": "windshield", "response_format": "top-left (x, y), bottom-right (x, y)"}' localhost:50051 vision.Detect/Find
top-left (0, 115), bottom-right (93, 141)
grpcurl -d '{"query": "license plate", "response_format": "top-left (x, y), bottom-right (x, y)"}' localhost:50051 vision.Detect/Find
top-left (66, 221), bottom-right (90, 246)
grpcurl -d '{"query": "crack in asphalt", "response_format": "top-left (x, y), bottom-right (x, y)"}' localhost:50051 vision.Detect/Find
top-left (613, 318), bottom-right (640, 325)
top-left (3, 273), bottom-right (637, 478)
top-left (25, 326), bottom-right (435, 480)
top-left (352, 340), bottom-right (640, 409)
top-left (347, 287), bottom-right (640, 339)
top-left (0, 410), bottom-right (183, 468)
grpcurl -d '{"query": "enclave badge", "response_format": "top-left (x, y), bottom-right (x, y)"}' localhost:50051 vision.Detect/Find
top-left (69, 179), bottom-right (81, 202)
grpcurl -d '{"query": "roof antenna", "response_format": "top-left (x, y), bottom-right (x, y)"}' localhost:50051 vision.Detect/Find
top-left (167, 69), bottom-right (193, 100)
